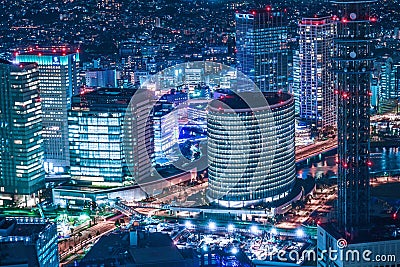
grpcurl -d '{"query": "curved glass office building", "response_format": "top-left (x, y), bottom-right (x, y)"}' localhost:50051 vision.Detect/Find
top-left (207, 92), bottom-right (296, 207)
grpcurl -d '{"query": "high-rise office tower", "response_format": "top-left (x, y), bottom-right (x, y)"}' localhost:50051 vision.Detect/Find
top-left (235, 8), bottom-right (289, 92)
top-left (207, 92), bottom-right (296, 208)
top-left (292, 50), bottom-right (301, 115)
top-left (0, 60), bottom-right (45, 205)
top-left (375, 55), bottom-right (399, 113)
top-left (318, 3), bottom-right (400, 267)
top-left (333, 0), bottom-right (374, 236)
top-left (69, 88), bottom-right (138, 185)
top-left (298, 17), bottom-right (337, 129)
top-left (16, 47), bottom-right (79, 173)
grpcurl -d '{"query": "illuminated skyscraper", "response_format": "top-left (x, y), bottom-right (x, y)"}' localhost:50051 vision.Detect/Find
top-left (235, 8), bottom-right (289, 92)
top-left (0, 60), bottom-right (44, 204)
top-left (375, 55), bottom-right (399, 113)
top-left (207, 92), bottom-right (295, 207)
top-left (317, 4), bottom-right (400, 267)
top-left (333, 0), bottom-right (375, 236)
top-left (298, 16), bottom-right (337, 129)
top-left (16, 48), bottom-right (79, 173)
top-left (68, 88), bottom-right (139, 185)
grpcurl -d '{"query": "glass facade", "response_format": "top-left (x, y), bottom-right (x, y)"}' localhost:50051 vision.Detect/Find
top-left (0, 61), bottom-right (45, 196)
top-left (235, 9), bottom-right (289, 92)
top-left (153, 103), bottom-right (178, 161)
top-left (68, 88), bottom-right (135, 184)
top-left (298, 17), bottom-right (337, 129)
top-left (16, 51), bottom-right (79, 173)
top-left (207, 92), bottom-right (296, 207)
top-left (333, 0), bottom-right (375, 233)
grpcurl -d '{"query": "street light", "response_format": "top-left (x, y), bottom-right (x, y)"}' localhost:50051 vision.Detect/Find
top-left (208, 221), bottom-right (216, 231)
top-left (296, 228), bottom-right (305, 238)
top-left (227, 224), bottom-right (234, 232)
top-left (271, 227), bottom-right (278, 235)
top-left (250, 225), bottom-right (259, 234)
top-left (231, 247), bottom-right (238, 254)
top-left (185, 221), bottom-right (193, 229)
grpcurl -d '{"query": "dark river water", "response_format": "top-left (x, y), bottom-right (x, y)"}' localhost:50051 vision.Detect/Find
top-left (296, 147), bottom-right (400, 179)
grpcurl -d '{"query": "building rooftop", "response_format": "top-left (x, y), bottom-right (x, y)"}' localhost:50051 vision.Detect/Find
top-left (0, 217), bottom-right (49, 238)
top-left (80, 230), bottom-right (194, 266)
top-left (209, 91), bottom-right (292, 111)
top-left (17, 46), bottom-right (78, 56)
top-left (320, 218), bottom-right (400, 244)
top-left (71, 87), bottom-right (138, 112)
top-left (0, 243), bottom-right (39, 266)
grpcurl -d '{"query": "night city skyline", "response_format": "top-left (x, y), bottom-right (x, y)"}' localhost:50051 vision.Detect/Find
top-left (1, 0), bottom-right (400, 266)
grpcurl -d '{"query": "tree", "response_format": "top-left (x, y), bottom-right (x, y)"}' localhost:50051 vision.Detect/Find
top-left (78, 232), bottom-right (83, 248)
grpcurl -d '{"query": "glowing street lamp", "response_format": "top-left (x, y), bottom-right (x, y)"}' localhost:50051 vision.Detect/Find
top-left (296, 228), bottom-right (305, 238)
top-left (185, 221), bottom-right (193, 229)
top-left (271, 227), bottom-right (278, 235)
top-left (208, 221), bottom-right (216, 231)
top-left (250, 225), bottom-right (259, 234)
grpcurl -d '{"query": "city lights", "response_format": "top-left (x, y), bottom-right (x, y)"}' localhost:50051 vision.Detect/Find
top-left (250, 225), bottom-right (259, 234)
top-left (271, 228), bottom-right (278, 235)
top-left (185, 221), bottom-right (193, 229)
top-left (208, 221), bottom-right (217, 231)
top-left (1, 0), bottom-right (400, 266)
top-left (296, 229), bottom-right (305, 238)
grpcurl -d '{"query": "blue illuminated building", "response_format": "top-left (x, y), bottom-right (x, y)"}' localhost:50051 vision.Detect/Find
top-left (0, 217), bottom-right (59, 267)
top-left (16, 47), bottom-right (79, 173)
top-left (68, 88), bottom-right (137, 186)
top-left (235, 8), bottom-right (289, 92)
top-left (0, 60), bottom-right (45, 205)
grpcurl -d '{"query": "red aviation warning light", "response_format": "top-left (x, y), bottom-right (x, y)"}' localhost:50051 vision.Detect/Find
top-left (370, 17), bottom-right (377, 22)
top-left (266, 6), bottom-right (271, 11)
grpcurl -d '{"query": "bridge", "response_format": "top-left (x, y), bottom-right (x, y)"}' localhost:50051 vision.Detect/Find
top-left (295, 139), bottom-right (337, 163)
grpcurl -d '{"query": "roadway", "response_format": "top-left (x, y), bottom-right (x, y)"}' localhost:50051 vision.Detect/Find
top-left (295, 138), bottom-right (337, 163)
top-left (59, 214), bottom-right (124, 265)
